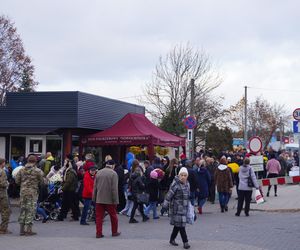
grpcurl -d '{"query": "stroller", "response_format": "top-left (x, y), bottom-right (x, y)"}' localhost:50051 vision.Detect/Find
top-left (35, 181), bottom-right (62, 221)
top-left (87, 202), bottom-right (96, 222)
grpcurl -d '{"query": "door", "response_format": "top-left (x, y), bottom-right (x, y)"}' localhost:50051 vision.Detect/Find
top-left (0, 137), bottom-right (5, 158)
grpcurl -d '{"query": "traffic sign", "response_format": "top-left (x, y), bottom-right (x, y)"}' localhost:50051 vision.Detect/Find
top-left (249, 136), bottom-right (263, 153)
top-left (293, 121), bottom-right (300, 133)
top-left (293, 108), bottom-right (300, 121)
top-left (183, 116), bottom-right (197, 129)
top-left (187, 129), bottom-right (193, 141)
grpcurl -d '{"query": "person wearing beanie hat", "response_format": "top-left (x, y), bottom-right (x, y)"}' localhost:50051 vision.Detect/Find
top-left (178, 167), bottom-right (189, 177)
top-left (15, 155), bottom-right (44, 236)
top-left (162, 166), bottom-right (191, 249)
top-left (144, 170), bottom-right (160, 220)
top-left (80, 165), bottom-right (97, 225)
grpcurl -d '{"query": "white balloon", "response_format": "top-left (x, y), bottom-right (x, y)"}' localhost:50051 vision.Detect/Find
top-left (12, 166), bottom-right (23, 179)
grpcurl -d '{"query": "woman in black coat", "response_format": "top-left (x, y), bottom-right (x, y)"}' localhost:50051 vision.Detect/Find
top-left (129, 167), bottom-right (149, 223)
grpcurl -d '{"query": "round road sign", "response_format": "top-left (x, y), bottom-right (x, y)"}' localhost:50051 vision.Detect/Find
top-left (249, 136), bottom-right (263, 153)
top-left (183, 116), bottom-right (197, 129)
top-left (293, 108), bottom-right (300, 121)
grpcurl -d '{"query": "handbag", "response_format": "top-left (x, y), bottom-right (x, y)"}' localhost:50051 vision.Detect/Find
top-left (136, 192), bottom-right (150, 204)
top-left (247, 169), bottom-right (254, 188)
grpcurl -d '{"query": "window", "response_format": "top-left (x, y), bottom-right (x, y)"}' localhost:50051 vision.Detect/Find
top-left (29, 139), bottom-right (43, 154)
top-left (11, 136), bottom-right (26, 159)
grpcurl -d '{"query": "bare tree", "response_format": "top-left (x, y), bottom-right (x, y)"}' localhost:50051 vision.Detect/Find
top-left (143, 43), bottom-right (222, 137)
top-left (0, 15), bottom-right (38, 105)
top-left (228, 96), bottom-right (289, 150)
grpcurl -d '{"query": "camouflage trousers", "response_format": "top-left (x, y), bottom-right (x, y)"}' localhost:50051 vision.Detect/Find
top-left (0, 194), bottom-right (11, 231)
top-left (18, 196), bottom-right (37, 225)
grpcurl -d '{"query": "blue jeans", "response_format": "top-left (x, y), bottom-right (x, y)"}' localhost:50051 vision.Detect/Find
top-left (36, 205), bottom-right (48, 219)
top-left (144, 202), bottom-right (158, 218)
top-left (190, 191), bottom-right (196, 206)
top-left (198, 198), bottom-right (206, 208)
top-left (80, 199), bottom-right (92, 223)
top-left (218, 192), bottom-right (230, 207)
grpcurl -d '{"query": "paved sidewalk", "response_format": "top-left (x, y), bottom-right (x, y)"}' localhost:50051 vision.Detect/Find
top-left (3, 207), bottom-right (300, 250)
top-left (9, 184), bottom-right (300, 212)
top-left (251, 184), bottom-right (300, 212)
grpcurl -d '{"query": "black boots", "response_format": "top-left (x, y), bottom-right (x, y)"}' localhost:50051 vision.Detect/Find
top-left (184, 242), bottom-right (191, 249)
top-left (169, 240), bottom-right (179, 246)
top-left (221, 205), bottom-right (225, 213)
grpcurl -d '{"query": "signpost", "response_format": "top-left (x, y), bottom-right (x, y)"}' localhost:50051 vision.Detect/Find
top-left (292, 108), bottom-right (300, 177)
top-left (250, 155), bottom-right (264, 172)
top-left (184, 116), bottom-right (197, 159)
top-left (249, 136), bottom-right (263, 154)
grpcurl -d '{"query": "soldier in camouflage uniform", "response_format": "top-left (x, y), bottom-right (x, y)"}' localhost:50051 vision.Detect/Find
top-left (0, 158), bottom-right (11, 234)
top-left (15, 155), bottom-right (44, 236)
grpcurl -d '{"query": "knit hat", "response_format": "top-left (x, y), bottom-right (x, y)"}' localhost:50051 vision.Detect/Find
top-left (150, 170), bottom-right (158, 179)
top-left (88, 165), bottom-right (97, 171)
top-left (178, 167), bottom-right (188, 176)
top-left (106, 160), bottom-right (115, 167)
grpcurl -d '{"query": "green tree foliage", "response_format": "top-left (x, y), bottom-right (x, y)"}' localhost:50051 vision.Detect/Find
top-left (206, 123), bottom-right (233, 153)
top-left (18, 69), bottom-right (35, 92)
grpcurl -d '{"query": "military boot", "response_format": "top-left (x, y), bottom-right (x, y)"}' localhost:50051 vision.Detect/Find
top-left (25, 225), bottom-right (37, 236)
top-left (20, 224), bottom-right (26, 236)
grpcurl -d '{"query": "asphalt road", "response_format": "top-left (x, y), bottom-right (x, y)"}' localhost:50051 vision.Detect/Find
top-left (2, 204), bottom-right (300, 250)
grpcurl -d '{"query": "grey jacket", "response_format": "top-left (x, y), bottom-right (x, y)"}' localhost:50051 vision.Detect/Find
top-left (238, 165), bottom-right (259, 191)
top-left (93, 167), bottom-right (119, 204)
top-left (163, 176), bottom-right (190, 227)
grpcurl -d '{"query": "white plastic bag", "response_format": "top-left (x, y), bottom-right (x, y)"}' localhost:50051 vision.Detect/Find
top-left (255, 189), bottom-right (264, 204)
top-left (187, 201), bottom-right (195, 225)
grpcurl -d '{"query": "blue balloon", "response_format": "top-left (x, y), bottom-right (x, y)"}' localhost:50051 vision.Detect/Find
top-left (126, 152), bottom-right (135, 171)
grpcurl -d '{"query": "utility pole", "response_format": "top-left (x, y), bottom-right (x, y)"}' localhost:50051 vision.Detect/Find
top-left (244, 86), bottom-right (248, 149)
top-left (279, 116), bottom-right (283, 150)
top-left (190, 78), bottom-right (195, 159)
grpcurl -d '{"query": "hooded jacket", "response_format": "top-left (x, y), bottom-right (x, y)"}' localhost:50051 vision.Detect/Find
top-left (196, 167), bottom-right (211, 199)
top-left (214, 164), bottom-right (233, 193)
top-left (129, 170), bottom-right (145, 197)
top-left (82, 171), bottom-right (95, 199)
top-left (238, 165), bottom-right (259, 191)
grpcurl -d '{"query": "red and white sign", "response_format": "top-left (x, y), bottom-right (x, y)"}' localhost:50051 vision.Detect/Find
top-left (249, 136), bottom-right (263, 153)
top-left (258, 176), bottom-right (300, 186)
top-left (293, 108), bottom-right (300, 121)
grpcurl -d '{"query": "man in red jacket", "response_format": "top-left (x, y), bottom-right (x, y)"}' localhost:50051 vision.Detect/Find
top-left (80, 165), bottom-right (97, 225)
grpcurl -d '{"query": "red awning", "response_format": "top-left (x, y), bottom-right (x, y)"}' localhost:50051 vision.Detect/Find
top-left (81, 113), bottom-right (185, 147)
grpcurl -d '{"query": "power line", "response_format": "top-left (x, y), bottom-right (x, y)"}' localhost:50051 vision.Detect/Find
top-left (248, 86), bottom-right (300, 93)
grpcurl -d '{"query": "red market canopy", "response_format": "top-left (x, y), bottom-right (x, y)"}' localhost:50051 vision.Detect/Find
top-left (81, 113), bottom-right (185, 147)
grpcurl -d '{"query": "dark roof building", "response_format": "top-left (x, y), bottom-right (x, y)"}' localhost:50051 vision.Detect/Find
top-left (0, 91), bottom-right (145, 162)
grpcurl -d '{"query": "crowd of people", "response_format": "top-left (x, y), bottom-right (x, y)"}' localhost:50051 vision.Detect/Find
top-left (0, 148), bottom-right (297, 249)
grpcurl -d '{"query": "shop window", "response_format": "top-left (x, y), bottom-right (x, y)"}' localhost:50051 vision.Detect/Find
top-left (29, 139), bottom-right (43, 154)
top-left (46, 138), bottom-right (62, 164)
top-left (11, 136), bottom-right (26, 160)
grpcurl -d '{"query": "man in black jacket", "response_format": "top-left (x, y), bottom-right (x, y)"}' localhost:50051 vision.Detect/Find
top-left (114, 162), bottom-right (125, 212)
top-left (186, 160), bottom-right (198, 206)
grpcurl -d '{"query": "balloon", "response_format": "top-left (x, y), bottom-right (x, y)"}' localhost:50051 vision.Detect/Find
top-left (12, 166), bottom-right (23, 179)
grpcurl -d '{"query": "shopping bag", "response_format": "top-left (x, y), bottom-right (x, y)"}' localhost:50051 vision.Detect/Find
top-left (255, 189), bottom-right (264, 204)
top-left (187, 201), bottom-right (195, 225)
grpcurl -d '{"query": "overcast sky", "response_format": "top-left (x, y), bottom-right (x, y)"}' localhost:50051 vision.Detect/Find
top-left (2, 0), bottom-right (300, 120)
